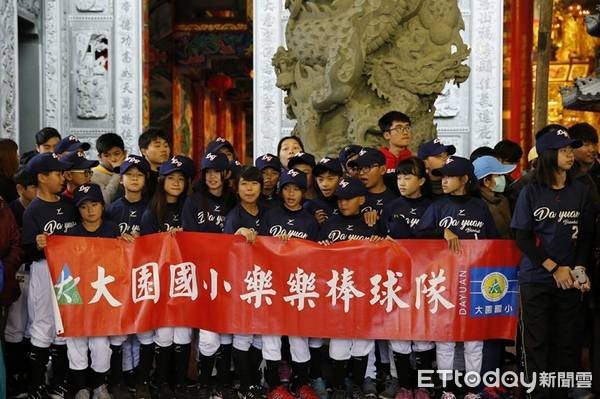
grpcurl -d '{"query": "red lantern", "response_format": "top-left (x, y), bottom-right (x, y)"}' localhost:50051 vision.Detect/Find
top-left (207, 73), bottom-right (234, 96)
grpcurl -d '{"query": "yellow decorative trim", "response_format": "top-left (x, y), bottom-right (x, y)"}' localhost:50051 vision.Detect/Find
top-left (175, 23), bottom-right (248, 32)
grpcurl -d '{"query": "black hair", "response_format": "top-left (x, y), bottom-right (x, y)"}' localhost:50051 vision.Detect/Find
top-left (149, 173), bottom-right (189, 229)
top-left (531, 148), bottom-right (571, 188)
top-left (395, 157), bottom-right (432, 198)
top-left (494, 140), bottom-right (523, 163)
top-left (35, 127), bottom-right (61, 146)
top-left (20, 150), bottom-right (37, 165)
top-left (469, 146), bottom-right (496, 162)
top-left (96, 132), bottom-right (125, 154)
top-left (569, 122), bottom-right (599, 144)
top-left (138, 127), bottom-right (171, 150)
top-left (192, 169), bottom-right (237, 215)
top-left (378, 111), bottom-right (411, 132)
top-left (13, 166), bottom-right (36, 187)
top-left (277, 136), bottom-right (305, 156)
top-left (237, 166), bottom-right (264, 192)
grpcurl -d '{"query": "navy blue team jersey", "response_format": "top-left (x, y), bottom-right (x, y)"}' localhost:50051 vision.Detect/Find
top-left (415, 195), bottom-right (498, 239)
top-left (511, 181), bottom-right (593, 284)
top-left (140, 203), bottom-right (183, 235)
top-left (22, 197), bottom-right (77, 260)
top-left (258, 193), bottom-right (281, 210)
top-left (69, 221), bottom-right (120, 238)
top-left (318, 213), bottom-right (386, 242)
top-left (224, 203), bottom-right (264, 234)
top-left (303, 195), bottom-right (339, 219)
top-left (383, 196), bottom-right (432, 239)
top-left (9, 198), bottom-right (25, 228)
top-left (182, 191), bottom-right (226, 233)
top-left (259, 205), bottom-right (319, 241)
top-left (105, 197), bottom-right (148, 236)
top-left (362, 189), bottom-right (398, 216)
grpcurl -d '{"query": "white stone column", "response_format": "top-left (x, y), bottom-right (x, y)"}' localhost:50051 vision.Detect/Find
top-left (0, 0), bottom-right (19, 141)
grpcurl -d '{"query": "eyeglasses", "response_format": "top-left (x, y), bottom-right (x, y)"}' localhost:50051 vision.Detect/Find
top-left (357, 164), bottom-right (381, 174)
top-left (70, 170), bottom-right (93, 177)
top-left (389, 125), bottom-right (411, 134)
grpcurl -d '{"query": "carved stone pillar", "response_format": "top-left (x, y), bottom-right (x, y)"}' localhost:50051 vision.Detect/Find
top-left (0, 0), bottom-right (18, 141)
top-left (42, 0), bottom-right (142, 153)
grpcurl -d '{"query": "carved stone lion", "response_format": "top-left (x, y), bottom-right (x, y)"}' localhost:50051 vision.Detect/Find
top-left (273, 0), bottom-right (470, 156)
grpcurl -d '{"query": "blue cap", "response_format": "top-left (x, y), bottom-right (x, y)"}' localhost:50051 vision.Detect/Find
top-left (229, 159), bottom-right (244, 179)
top-left (120, 155), bottom-right (150, 175)
top-left (536, 125), bottom-right (583, 153)
top-left (61, 151), bottom-right (99, 170)
top-left (339, 144), bottom-right (362, 166)
top-left (334, 177), bottom-right (368, 199)
top-left (287, 152), bottom-right (316, 169)
top-left (54, 135), bottom-right (91, 155)
top-left (159, 156), bottom-right (193, 178)
top-left (432, 156), bottom-right (474, 177)
top-left (176, 155), bottom-right (196, 180)
top-left (74, 183), bottom-right (104, 207)
top-left (26, 152), bottom-right (73, 174)
top-left (279, 168), bottom-right (307, 190)
top-left (473, 155), bottom-right (516, 180)
top-left (417, 138), bottom-right (456, 160)
top-left (206, 137), bottom-right (234, 154)
top-left (313, 157), bottom-right (343, 176)
top-left (201, 152), bottom-right (230, 171)
top-left (255, 153), bottom-right (282, 171)
top-left (347, 147), bottom-right (386, 168)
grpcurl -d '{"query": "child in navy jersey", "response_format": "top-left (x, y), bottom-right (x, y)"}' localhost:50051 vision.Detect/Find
top-left (9, 167), bottom-right (37, 227)
top-left (60, 151), bottom-right (98, 201)
top-left (318, 177), bottom-right (385, 399)
top-left (184, 152), bottom-right (235, 233)
top-left (415, 156), bottom-right (497, 398)
top-left (348, 148), bottom-right (398, 217)
top-left (140, 156), bottom-right (192, 397)
top-left (511, 125), bottom-right (592, 399)
top-left (22, 152), bottom-right (76, 397)
top-left (66, 183), bottom-right (119, 398)
top-left (287, 152), bottom-right (317, 200)
top-left (381, 157), bottom-right (435, 399)
top-left (104, 154), bottom-right (153, 396)
top-left (259, 168), bottom-right (319, 399)
top-left (256, 153), bottom-right (282, 210)
top-left (304, 157), bottom-right (343, 224)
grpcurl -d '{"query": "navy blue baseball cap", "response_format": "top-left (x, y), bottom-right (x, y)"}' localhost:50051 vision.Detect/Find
top-left (54, 135), bottom-right (91, 155)
top-left (279, 168), bottom-right (307, 190)
top-left (120, 155), bottom-right (150, 175)
top-left (432, 156), bottom-right (474, 177)
top-left (347, 147), bottom-right (386, 168)
top-left (313, 157), bottom-right (343, 176)
top-left (229, 159), bottom-right (244, 179)
top-left (417, 138), bottom-right (456, 160)
top-left (61, 151), bottom-right (99, 170)
top-left (26, 152), bottom-right (73, 174)
top-left (339, 144), bottom-right (362, 166)
top-left (206, 137), bottom-right (234, 154)
top-left (159, 156), bottom-right (193, 178)
top-left (74, 183), bottom-right (104, 207)
top-left (201, 152), bottom-right (230, 171)
top-left (334, 177), bottom-right (368, 199)
top-left (288, 152), bottom-right (316, 169)
top-left (536, 125), bottom-right (583, 153)
top-left (255, 153), bottom-right (282, 171)
top-left (175, 155), bottom-right (196, 180)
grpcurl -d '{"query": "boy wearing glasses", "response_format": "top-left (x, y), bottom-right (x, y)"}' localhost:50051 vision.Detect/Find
top-left (378, 111), bottom-right (413, 173)
top-left (60, 151), bottom-right (99, 201)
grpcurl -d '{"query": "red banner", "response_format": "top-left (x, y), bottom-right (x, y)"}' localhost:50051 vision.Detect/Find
top-left (45, 233), bottom-right (521, 341)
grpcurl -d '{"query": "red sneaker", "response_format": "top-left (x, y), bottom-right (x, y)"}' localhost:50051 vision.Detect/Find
top-left (268, 386), bottom-right (295, 399)
top-left (297, 385), bottom-right (320, 399)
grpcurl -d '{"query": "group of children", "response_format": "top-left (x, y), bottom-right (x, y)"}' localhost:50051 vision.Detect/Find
top-left (1, 110), bottom-right (597, 399)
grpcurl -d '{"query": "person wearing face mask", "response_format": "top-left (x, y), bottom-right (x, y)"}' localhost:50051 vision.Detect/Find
top-left (473, 155), bottom-right (515, 239)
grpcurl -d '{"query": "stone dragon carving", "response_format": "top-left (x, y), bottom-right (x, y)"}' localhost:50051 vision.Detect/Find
top-left (273, 0), bottom-right (470, 155)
